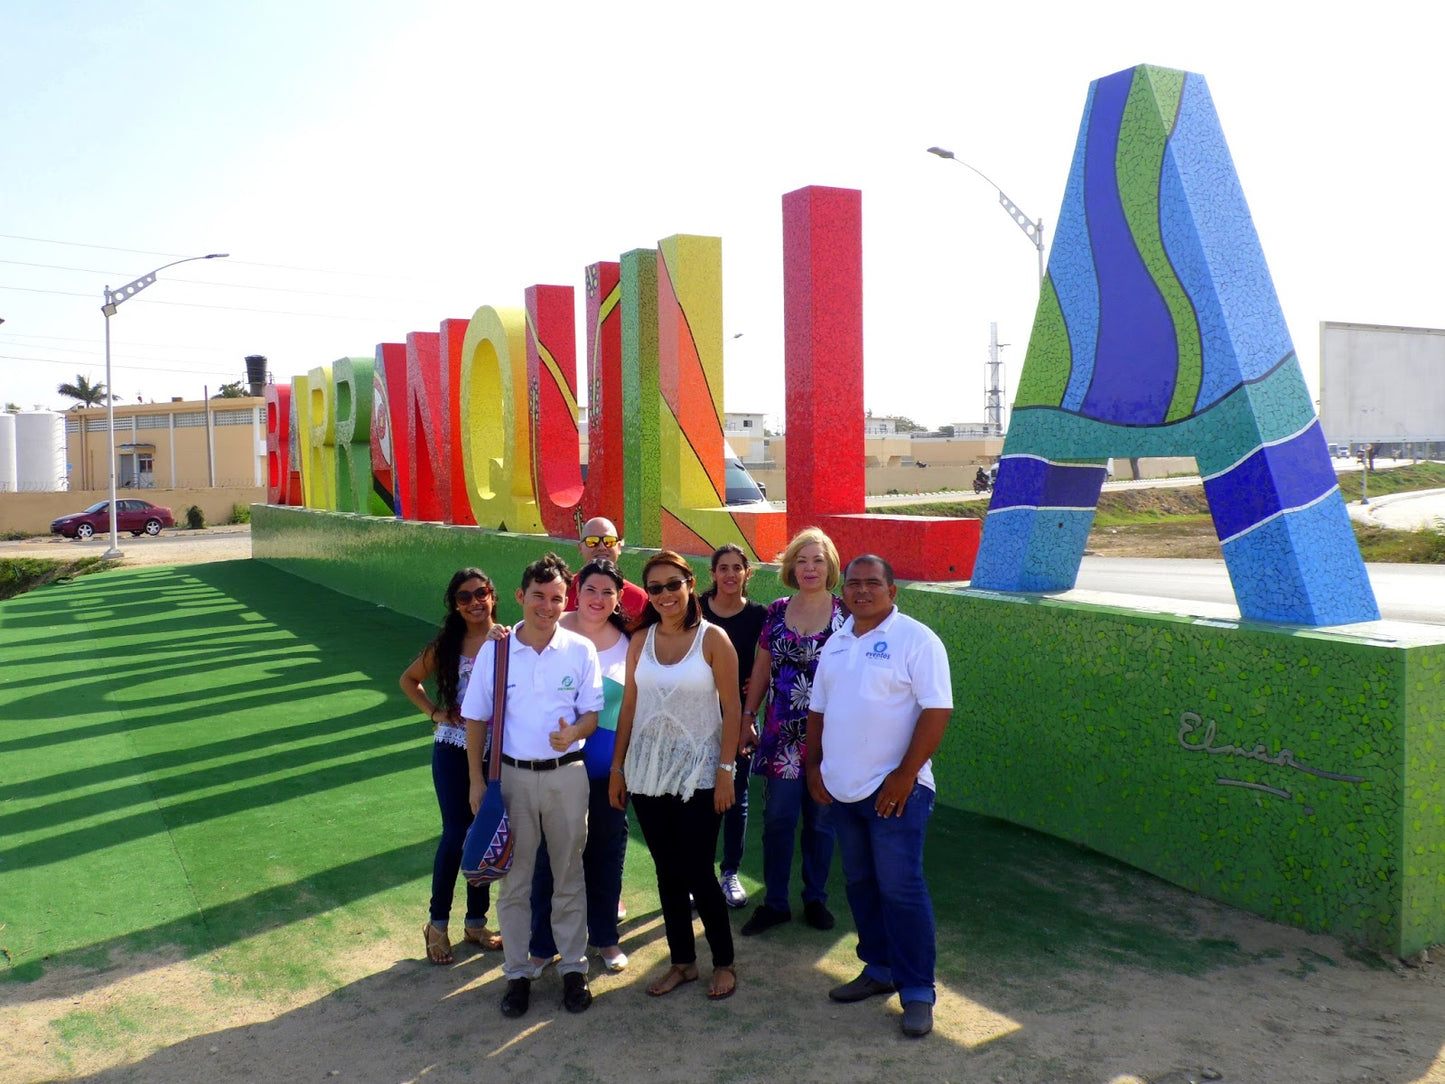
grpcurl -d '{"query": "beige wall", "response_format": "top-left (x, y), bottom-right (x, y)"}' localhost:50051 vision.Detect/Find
top-left (0, 486), bottom-right (266, 535)
top-left (64, 399), bottom-right (265, 491)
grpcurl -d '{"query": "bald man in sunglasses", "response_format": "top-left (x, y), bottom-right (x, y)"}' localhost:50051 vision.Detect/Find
top-left (568, 517), bottom-right (648, 620)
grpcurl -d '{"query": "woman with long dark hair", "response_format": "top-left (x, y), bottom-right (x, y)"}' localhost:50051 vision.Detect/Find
top-left (699, 543), bottom-right (766, 909)
top-left (400, 567), bottom-right (505, 964)
top-left (609, 551), bottom-right (742, 1000)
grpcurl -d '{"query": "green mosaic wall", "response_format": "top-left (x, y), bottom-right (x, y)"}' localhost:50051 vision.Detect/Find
top-left (254, 505), bottom-right (1445, 955)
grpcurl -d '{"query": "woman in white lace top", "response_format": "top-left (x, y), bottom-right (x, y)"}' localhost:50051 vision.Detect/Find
top-left (609, 550), bottom-right (742, 1000)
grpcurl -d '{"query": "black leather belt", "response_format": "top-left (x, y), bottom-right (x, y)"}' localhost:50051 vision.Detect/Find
top-left (501, 750), bottom-right (585, 771)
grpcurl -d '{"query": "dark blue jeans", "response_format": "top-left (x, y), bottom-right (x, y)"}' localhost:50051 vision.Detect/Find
top-left (430, 741), bottom-right (491, 927)
top-left (831, 782), bottom-right (937, 1005)
top-left (718, 751), bottom-right (751, 874)
top-left (632, 789), bottom-right (734, 968)
top-left (530, 775), bottom-right (628, 955)
top-left (761, 775), bottom-right (834, 912)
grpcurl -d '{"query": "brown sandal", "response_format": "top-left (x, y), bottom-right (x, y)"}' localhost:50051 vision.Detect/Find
top-left (462, 925), bottom-right (503, 951)
top-left (708, 964), bottom-right (737, 1000)
top-left (423, 924), bottom-right (453, 965)
top-left (647, 963), bottom-right (699, 996)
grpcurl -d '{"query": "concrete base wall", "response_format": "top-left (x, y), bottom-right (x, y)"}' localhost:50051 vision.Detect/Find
top-left (0, 486), bottom-right (266, 534)
top-left (252, 504), bottom-right (1445, 955)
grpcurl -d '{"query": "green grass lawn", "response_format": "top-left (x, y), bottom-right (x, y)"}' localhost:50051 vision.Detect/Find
top-left (0, 560), bottom-right (1308, 1043)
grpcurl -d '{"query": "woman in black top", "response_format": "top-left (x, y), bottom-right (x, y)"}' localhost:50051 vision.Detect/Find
top-left (699, 543), bottom-right (767, 909)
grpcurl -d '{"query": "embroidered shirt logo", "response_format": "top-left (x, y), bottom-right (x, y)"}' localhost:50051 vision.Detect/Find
top-left (559, 675), bottom-right (575, 690)
top-left (865, 640), bottom-right (890, 661)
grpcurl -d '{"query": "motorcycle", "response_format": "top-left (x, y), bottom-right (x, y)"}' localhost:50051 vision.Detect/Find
top-left (973, 476), bottom-right (991, 495)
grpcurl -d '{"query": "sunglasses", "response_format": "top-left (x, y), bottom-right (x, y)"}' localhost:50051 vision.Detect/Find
top-left (455, 589), bottom-right (491, 604)
top-left (645, 577), bottom-right (689, 596)
top-left (582, 535), bottom-right (621, 548)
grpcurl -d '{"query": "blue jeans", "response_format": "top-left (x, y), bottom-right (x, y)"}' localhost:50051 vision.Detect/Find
top-left (831, 782), bottom-right (937, 1005)
top-left (761, 775), bottom-right (834, 912)
top-left (530, 775), bottom-right (628, 955)
top-left (430, 741), bottom-right (491, 927)
top-left (718, 752), bottom-right (751, 874)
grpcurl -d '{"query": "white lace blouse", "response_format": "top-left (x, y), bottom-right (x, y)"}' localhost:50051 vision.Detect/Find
top-left (623, 620), bottom-right (722, 802)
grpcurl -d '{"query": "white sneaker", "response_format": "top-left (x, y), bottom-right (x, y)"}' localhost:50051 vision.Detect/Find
top-left (601, 947), bottom-right (629, 972)
top-left (720, 871), bottom-right (749, 909)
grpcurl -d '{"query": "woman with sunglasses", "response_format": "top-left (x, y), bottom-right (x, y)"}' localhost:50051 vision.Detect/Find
top-left (609, 551), bottom-right (742, 1000)
top-left (528, 558), bottom-right (632, 973)
top-left (739, 527), bottom-right (845, 937)
top-left (699, 543), bottom-right (766, 909)
top-left (400, 568), bottom-right (507, 965)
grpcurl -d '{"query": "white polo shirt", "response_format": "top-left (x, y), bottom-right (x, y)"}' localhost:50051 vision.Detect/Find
top-left (460, 622), bottom-right (604, 761)
top-left (808, 606), bottom-right (953, 803)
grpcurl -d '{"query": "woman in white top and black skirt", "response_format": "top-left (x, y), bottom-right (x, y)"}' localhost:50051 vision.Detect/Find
top-left (609, 550), bottom-right (742, 1000)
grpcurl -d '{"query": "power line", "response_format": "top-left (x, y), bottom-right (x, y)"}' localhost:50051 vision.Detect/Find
top-left (0, 282), bottom-right (414, 320)
top-left (0, 232), bottom-right (461, 284)
top-left (0, 258), bottom-right (455, 303)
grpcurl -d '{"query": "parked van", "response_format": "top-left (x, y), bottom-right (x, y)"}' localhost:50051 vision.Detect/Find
top-left (724, 442), bottom-right (768, 505)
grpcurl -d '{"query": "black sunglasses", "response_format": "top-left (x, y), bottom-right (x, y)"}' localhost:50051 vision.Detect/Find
top-left (455, 588), bottom-right (491, 604)
top-left (645, 577), bottom-right (689, 596)
top-left (582, 535), bottom-right (621, 548)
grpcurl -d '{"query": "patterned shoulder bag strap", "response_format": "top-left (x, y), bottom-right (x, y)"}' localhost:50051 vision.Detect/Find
top-left (488, 632), bottom-right (510, 784)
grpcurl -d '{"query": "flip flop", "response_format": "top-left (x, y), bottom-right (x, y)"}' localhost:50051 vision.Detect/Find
top-left (462, 926), bottom-right (503, 951)
top-left (423, 923), bottom-right (453, 965)
top-left (708, 964), bottom-right (737, 1000)
top-left (647, 963), bottom-right (699, 996)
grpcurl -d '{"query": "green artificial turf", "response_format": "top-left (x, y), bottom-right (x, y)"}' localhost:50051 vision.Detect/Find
top-left (0, 559), bottom-right (1291, 1012)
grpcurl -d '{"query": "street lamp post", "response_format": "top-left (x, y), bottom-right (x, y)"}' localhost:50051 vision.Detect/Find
top-left (100, 252), bottom-right (229, 559)
top-left (926, 147), bottom-right (1045, 286)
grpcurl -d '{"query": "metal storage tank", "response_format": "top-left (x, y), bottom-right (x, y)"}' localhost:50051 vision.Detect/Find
top-left (0, 413), bottom-right (16, 492)
top-left (14, 411), bottom-right (68, 491)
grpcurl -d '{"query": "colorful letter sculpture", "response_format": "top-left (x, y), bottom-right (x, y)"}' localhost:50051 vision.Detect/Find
top-left (652, 235), bottom-right (789, 562)
top-left (333, 357), bottom-right (387, 515)
top-left (782, 185), bottom-right (980, 581)
top-left (263, 382), bottom-right (294, 506)
top-left (372, 342), bottom-right (406, 517)
top-left (971, 64), bottom-right (1378, 626)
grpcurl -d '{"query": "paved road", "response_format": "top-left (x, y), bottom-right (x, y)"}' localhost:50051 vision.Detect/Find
top-left (1069, 556), bottom-right (1445, 627)
top-left (0, 524), bottom-right (252, 567)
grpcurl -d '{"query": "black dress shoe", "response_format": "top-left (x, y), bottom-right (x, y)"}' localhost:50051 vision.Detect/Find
top-left (740, 904), bottom-right (791, 936)
top-left (803, 900), bottom-right (835, 930)
top-left (562, 971), bottom-right (592, 1013)
top-left (500, 977), bottom-right (531, 1017)
top-left (901, 1000), bottom-right (933, 1037)
top-left (828, 971), bottom-right (895, 1003)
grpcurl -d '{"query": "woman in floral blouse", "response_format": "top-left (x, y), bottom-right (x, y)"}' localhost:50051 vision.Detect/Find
top-left (739, 528), bottom-right (845, 936)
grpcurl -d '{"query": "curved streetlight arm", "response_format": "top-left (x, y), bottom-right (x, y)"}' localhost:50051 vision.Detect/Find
top-left (927, 147), bottom-right (1044, 285)
top-left (99, 251), bottom-right (228, 559)
top-left (102, 252), bottom-right (229, 316)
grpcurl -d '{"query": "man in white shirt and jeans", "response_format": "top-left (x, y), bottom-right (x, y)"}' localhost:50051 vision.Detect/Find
top-left (805, 554), bottom-right (953, 1038)
top-left (463, 553), bottom-right (602, 1018)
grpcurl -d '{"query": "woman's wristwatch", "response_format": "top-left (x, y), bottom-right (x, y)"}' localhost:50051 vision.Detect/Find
top-left (718, 762), bottom-right (736, 776)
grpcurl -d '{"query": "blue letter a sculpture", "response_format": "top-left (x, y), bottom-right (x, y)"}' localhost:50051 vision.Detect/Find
top-left (971, 64), bottom-right (1378, 626)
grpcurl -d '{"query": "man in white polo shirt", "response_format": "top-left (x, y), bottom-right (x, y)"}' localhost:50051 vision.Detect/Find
top-left (463, 553), bottom-right (602, 1018)
top-left (805, 554), bottom-right (953, 1039)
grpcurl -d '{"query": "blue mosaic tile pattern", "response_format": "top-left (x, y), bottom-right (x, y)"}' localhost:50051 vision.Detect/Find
top-left (975, 64), bottom-right (1378, 626)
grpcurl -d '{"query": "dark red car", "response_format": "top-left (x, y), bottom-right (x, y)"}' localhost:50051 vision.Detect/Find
top-left (50, 499), bottom-right (175, 540)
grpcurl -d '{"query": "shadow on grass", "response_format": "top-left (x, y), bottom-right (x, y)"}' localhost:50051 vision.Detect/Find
top-left (0, 560), bottom-right (1379, 1051)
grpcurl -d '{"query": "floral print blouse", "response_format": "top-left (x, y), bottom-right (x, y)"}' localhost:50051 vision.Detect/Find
top-left (752, 594), bottom-right (846, 779)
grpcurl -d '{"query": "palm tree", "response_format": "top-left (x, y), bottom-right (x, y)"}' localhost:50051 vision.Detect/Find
top-left (56, 374), bottom-right (116, 410)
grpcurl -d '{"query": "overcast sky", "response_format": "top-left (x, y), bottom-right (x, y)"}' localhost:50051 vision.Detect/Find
top-left (3, 0), bottom-right (1441, 432)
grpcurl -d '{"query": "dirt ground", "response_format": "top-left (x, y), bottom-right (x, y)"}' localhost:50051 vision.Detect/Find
top-left (8, 523), bottom-right (1445, 1083)
top-left (6, 878), bottom-right (1445, 1083)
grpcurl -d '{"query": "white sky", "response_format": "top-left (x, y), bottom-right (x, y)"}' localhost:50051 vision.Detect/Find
top-left (3, 0), bottom-right (1441, 431)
